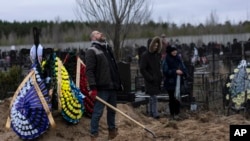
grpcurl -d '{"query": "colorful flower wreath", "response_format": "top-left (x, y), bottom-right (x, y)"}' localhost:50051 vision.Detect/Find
top-left (225, 60), bottom-right (250, 109)
top-left (10, 66), bottom-right (52, 140)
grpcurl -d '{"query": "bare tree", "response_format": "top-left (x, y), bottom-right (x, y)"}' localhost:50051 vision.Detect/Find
top-left (75, 0), bottom-right (152, 60)
top-left (52, 16), bottom-right (63, 46)
top-left (206, 10), bottom-right (219, 26)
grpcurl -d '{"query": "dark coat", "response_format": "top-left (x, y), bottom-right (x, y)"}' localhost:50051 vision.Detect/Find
top-left (139, 36), bottom-right (162, 95)
top-left (162, 51), bottom-right (187, 90)
top-left (85, 41), bottom-right (122, 91)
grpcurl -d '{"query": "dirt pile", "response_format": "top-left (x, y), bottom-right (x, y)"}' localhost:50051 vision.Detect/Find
top-left (1, 97), bottom-right (249, 141)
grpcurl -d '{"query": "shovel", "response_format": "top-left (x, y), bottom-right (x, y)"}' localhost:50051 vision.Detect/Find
top-left (95, 96), bottom-right (156, 138)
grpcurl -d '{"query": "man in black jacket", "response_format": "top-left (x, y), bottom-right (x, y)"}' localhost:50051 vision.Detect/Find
top-left (85, 30), bottom-right (122, 141)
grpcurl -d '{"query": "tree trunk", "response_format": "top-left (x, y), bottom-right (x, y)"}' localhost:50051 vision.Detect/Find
top-left (113, 24), bottom-right (121, 61)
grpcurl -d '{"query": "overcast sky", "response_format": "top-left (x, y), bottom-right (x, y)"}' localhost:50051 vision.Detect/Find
top-left (1, 0), bottom-right (249, 25)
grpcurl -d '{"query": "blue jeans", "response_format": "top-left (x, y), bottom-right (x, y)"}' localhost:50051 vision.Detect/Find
top-left (90, 90), bottom-right (117, 135)
top-left (148, 95), bottom-right (159, 117)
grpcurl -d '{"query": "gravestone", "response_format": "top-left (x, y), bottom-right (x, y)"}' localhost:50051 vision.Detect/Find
top-left (117, 62), bottom-right (134, 102)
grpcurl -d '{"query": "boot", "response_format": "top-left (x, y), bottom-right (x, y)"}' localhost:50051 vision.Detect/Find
top-left (90, 136), bottom-right (96, 141)
top-left (90, 133), bottom-right (98, 141)
top-left (108, 128), bottom-right (118, 140)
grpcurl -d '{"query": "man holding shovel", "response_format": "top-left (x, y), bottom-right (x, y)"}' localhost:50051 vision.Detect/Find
top-left (85, 30), bottom-right (122, 141)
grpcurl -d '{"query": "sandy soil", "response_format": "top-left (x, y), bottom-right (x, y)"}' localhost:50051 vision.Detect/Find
top-left (1, 97), bottom-right (250, 141)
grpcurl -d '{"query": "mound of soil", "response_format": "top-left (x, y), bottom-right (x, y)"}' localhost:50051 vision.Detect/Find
top-left (1, 97), bottom-right (249, 141)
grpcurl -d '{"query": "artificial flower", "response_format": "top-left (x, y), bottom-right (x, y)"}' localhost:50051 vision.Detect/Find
top-left (246, 68), bottom-right (250, 73)
top-left (234, 68), bottom-right (239, 73)
top-left (229, 75), bottom-right (234, 80)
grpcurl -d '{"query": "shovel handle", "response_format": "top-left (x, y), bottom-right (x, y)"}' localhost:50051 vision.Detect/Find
top-left (96, 96), bottom-right (146, 128)
top-left (95, 96), bottom-right (156, 138)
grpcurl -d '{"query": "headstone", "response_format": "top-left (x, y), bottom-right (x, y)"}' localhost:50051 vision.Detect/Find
top-left (117, 62), bottom-right (134, 102)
